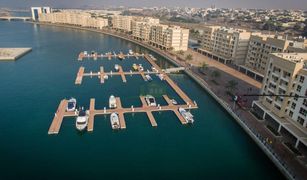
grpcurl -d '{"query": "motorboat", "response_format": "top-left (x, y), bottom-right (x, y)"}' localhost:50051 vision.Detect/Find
top-left (145, 95), bottom-right (156, 106)
top-left (179, 107), bottom-right (194, 124)
top-left (145, 74), bottom-right (152, 82)
top-left (66, 97), bottom-right (77, 112)
top-left (109, 95), bottom-right (117, 108)
top-left (75, 107), bottom-right (89, 131)
top-left (129, 49), bottom-right (134, 55)
top-left (151, 67), bottom-right (156, 71)
top-left (138, 64), bottom-right (144, 71)
top-left (104, 74), bottom-right (109, 79)
top-left (158, 73), bottom-right (164, 80)
top-left (114, 64), bottom-right (119, 71)
top-left (110, 113), bottom-right (120, 130)
top-left (170, 99), bottom-right (178, 105)
top-left (149, 54), bottom-right (157, 61)
top-left (118, 52), bottom-right (124, 60)
top-left (132, 64), bottom-right (138, 71)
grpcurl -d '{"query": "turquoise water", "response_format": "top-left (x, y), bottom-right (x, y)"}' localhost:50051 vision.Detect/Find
top-left (0, 22), bottom-right (284, 180)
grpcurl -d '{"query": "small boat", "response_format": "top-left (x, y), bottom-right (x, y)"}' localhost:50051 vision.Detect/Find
top-left (151, 67), bottom-right (156, 71)
top-left (110, 113), bottom-right (120, 130)
top-left (145, 95), bottom-right (156, 106)
top-left (158, 73), bottom-right (164, 80)
top-left (170, 99), bottom-right (178, 105)
top-left (145, 74), bottom-right (152, 82)
top-left (132, 64), bottom-right (138, 71)
top-left (75, 107), bottom-right (89, 131)
top-left (138, 64), bottom-right (144, 71)
top-left (129, 49), bottom-right (134, 55)
top-left (104, 74), bottom-right (109, 79)
top-left (118, 52), bottom-right (124, 60)
top-left (109, 95), bottom-right (117, 109)
top-left (66, 98), bottom-right (77, 112)
top-left (179, 107), bottom-right (194, 124)
top-left (114, 64), bottom-right (119, 71)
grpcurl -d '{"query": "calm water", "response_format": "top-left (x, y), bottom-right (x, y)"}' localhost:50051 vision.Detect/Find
top-left (0, 22), bottom-right (284, 180)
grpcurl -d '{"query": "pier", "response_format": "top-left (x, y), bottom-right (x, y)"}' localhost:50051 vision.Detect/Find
top-left (77, 51), bottom-right (144, 61)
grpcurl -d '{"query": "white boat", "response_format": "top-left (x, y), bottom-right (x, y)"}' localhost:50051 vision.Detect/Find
top-left (114, 64), bottom-right (119, 71)
top-left (110, 113), bottom-right (120, 130)
top-left (158, 73), bottom-right (164, 80)
top-left (138, 64), bottom-right (144, 71)
top-left (145, 74), bottom-right (152, 82)
top-left (109, 95), bottom-right (117, 109)
top-left (66, 98), bottom-right (77, 112)
top-left (104, 74), bottom-right (109, 79)
top-left (171, 99), bottom-right (178, 105)
top-left (145, 95), bottom-right (156, 106)
top-left (151, 66), bottom-right (156, 71)
top-left (179, 107), bottom-right (194, 124)
top-left (75, 107), bottom-right (89, 131)
top-left (129, 49), bottom-right (134, 55)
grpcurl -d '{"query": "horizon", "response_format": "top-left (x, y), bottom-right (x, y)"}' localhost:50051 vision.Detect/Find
top-left (1, 0), bottom-right (307, 10)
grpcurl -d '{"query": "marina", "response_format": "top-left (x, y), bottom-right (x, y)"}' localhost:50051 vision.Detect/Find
top-left (78, 51), bottom-right (144, 61)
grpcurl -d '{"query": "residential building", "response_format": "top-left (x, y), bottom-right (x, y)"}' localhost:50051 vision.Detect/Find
top-left (252, 53), bottom-right (307, 149)
top-left (38, 11), bottom-right (108, 29)
top-left (111, 15), bottom-right (133, 32)
top-left (198, 26), bottom-right (251, 65)
top-left (149, 25), bottom-right (189, 51)
top-left (131, 17), bottom-right (160, 42)
top-left (31, 7), bottom-right (51, 21)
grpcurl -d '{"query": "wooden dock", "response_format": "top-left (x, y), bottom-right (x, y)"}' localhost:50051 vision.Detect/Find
top-left (118, 66), bottom-right (127, 83)
top-left (75, 67), bottom-right (84, 84)
top-left (77, 51), bottom-right (144, 61)
top-left (100, 66), bottom-right (105, 84)
top-left (48, 94), bottom-right (196, 134)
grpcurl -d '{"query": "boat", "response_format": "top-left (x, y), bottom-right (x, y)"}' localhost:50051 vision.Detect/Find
top-left (149, 54), bottom-right (157, 61)
top-left (145, 74), bottom-right (152, 82)
top-left (145, 95), bottom-right (156, 106)
top-left (138, 64), bottom-right (144, 71)
top-left (66, 98), bottom-right (77, 112)
top-left (110, 113), bottom-right (120, 130)
top-left (114, 64), bottom-right (119, 71)
top-left (128, 49), bottom-right (134, 55)
top-left (109, 95), bottom-right (117, 108)
top-left (132, 64), bottom-right (138, 71)
top-left (179, 107), bottom-right (194, 124)
top-left (158, 73), bottom-right (164, 80)
top-left (104, 74), bottom-right (109, 79)
top-left (118, 52), bottom-right (124, 60)
top-left (151, 67), bottom-right (156, 71)
top-left (75, 107), bottom-right (89, 131)
top-left (170, 99), bottom-right (178, 105)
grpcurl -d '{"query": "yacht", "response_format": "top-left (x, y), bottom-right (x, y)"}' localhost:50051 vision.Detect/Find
top-left (110, 113), bottom-right (120, 130)
top-left (179, 107), bottom-right (194, 124)
top-left (75, 107), bottom-right (89, 131)
top-left (145, 74), bottom-right (152, 82)
top-left (138, 64), bottom-right (144, 71)
top-left (129, 49), bottom-right (134, 55)
top-left (114, 64), bottom-right (119, 71)
top-left (170, 99), bottom-right (178, 105)
top-left (151, 67), bottom-right (156, 71)
top-left (158, 73), bottom-right (164, 81)
top-left (66, 98), bottom-right (77, 112)
top-left (145, 95), bottom-right (156, 106)
top-left (109, 95), bottom-right (117, 108)
top-left (132, 64), bottom-right (138, 71)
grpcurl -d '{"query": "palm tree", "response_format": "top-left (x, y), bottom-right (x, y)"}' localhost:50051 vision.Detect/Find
top-left (177, 50), bottom-right (184, 56)
top-left (185, 54), bottom-right (193, 61)
top-left (225, 80), bottom-right (238, 94)
top-left (211, 70), bottom-right (220, 79)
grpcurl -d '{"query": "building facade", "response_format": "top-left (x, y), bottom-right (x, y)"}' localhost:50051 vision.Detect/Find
top-left (252, 53), bottom-right (307, 149)
top-left (149, 25), bottom-right (189, 51)
top-left (131, 17), bottom-right (160, 42)
top-left (31, 7), bottom-right (51, 21)
top-left (198, 26), bottom-right (251, 65)
top-left (111, 15), bottom-right (133, 32)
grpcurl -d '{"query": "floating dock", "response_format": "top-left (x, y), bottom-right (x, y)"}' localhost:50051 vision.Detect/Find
top-left (48, 95), bottom-right (197, 134)
top-left (77, 51), bottom-right (144, 61)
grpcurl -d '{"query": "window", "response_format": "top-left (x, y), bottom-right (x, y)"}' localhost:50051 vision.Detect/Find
top-left (289, 111), bottom-right (293, 117)
top-left (291, 103), bottom-right (296, 109)
top-left (299, 108), bottom-right (307, 117)
top-left (297, 116), bottom-right (305, 126)
top-left (274, 104), bottom-right (281, 110)
top-left (299, 76), bottom-right (305, 83)
top-left (303, 99), bottom-right (307, 107)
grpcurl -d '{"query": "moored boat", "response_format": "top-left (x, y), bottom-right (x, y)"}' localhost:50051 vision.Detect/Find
top-left (114, 64), bottom-right (119, 71)
top-left (66, 98), bottom-right (77, 112)
top-left (138, 64), bottom-right (144, 71)
top-left (145, 95), bottom-right (156, 106)
top-left (110, 113), bottom-right (120, 129)
top-left (178, 107), bottom-right (194, 124)
top-left (129, 49), bottom-right (134, 55)
top-left (109, 95), bottom-right (117, 108)
top-left (145, 74), bottom-right (152, 82)
top-left (158, 73), bottom-right (164, 80)
top-left (132, 64), bottom-right (138, 71)
top-left (75, 107), bottom-right (89, 131)
top-left (171, 99), bottom-right (178, 105)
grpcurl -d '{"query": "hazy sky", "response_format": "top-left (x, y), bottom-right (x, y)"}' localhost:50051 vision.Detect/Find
top-left (1, 0), bottom-right (307, 10)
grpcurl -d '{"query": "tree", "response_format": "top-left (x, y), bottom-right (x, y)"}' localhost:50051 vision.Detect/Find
top-left (225, 80), bottom-right (238, 94)
top-left (177, 50), bottom-right (184, 55)
top-left (210, 70), bottom-right (220, 79)
top-left (185, 54), bottom-right (193, 61)
top-left (201, 62), bottom-right (208, 72)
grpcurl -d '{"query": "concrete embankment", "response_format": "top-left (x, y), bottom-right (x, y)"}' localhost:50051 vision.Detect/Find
top-left (0, 48), bottom-right (32, 61)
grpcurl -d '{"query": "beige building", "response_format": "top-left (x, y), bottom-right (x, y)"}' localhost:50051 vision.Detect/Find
top-left (149, 25), bottom-right (189, 51)
top-left (198, 26), bottom-right (251, 65)
top-left (111, 15), bottom-right (133, 32)
top-left (252, 53), bottom-right (307, 149)
top-left (38, 11), bottom-right (108, 29)
top-left (131, 17), bottom-right (160, 42)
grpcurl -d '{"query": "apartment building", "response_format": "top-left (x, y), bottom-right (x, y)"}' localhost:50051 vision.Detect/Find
top-left (111, 15), bottom-right (133, 32)
top-left (252, 53), bottom-right (307, 149)
top-left (198, 26), bottom-right (251, 65)
top-left (31, 7), bottom-right (51, 21)
top-left (38, 11), bottom-right (108, 29)
top-left (131, 17), bottom-right (160, 42)
top-left (149, 25), bottom-right (189, 51)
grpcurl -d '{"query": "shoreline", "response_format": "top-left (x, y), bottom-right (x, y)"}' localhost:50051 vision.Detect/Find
top-left (30, 22), bottom-right (297, 180)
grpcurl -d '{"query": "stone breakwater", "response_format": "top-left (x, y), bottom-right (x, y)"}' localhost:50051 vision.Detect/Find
top-left (0, 48), bottom-right (32, 61)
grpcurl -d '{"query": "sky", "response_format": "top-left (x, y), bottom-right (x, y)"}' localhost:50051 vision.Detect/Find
top-left (1, 0), bottom-right (307, 10)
